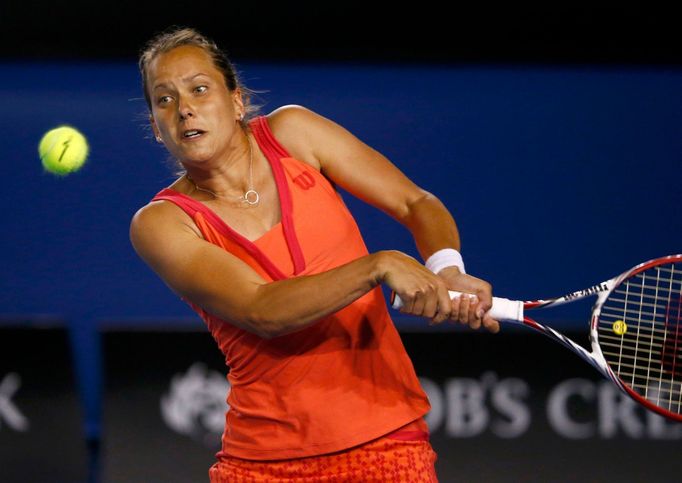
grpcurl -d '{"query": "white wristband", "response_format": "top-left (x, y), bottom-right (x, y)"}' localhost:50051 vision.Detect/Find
top-left (425, 248), bottom-right (466, 275)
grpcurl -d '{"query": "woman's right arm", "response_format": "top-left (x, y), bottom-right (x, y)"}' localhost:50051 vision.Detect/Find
top-left (130, 201), bottom-right (453, 339)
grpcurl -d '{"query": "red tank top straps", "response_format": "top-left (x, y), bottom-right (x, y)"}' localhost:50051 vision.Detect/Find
top-left (152, 116), bottom-right (308, 279)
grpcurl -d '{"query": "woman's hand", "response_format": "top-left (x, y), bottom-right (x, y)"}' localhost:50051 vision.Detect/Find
top-left (435, 266), bottom-right (500, 333)
top-left (377, 251), bottom-right (455, 326)
top-left (378, 252), bottom-right (499, 332)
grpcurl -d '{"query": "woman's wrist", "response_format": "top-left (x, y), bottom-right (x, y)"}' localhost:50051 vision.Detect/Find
top-left (371, 250), bottom-right (412, 285)
top-left (370, 251), bottom-right (390, 285)
top-left (425, 248), bottom-right (465, 275)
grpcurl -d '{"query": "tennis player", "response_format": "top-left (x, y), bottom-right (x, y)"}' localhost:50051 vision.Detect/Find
top-left (130, 26), bottom-right (499, 482)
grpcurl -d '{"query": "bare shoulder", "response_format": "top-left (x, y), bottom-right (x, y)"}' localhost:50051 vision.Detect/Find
top-left (129, 200), bottom-right (199, 258)
top-left (265, 104), bottom-right (382, 178)
top-left (266, 104), bottom-right (317, 134)
top-left (131, 199), bottom-right (182, 232)
top-left (265, 105), bottom-right (338, 171)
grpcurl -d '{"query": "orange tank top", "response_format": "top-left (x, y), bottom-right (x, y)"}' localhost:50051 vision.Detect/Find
top-left (152, 116), bottom-right (430, 460)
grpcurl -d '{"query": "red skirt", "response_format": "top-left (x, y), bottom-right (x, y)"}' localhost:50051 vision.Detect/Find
top-left (208, 431), bottom-right (438, 482)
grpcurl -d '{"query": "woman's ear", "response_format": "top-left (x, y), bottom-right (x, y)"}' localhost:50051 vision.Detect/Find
top-left (150, 115), bottom-right (163, 143)
top-left (233, 88), bottom-right (245, 121)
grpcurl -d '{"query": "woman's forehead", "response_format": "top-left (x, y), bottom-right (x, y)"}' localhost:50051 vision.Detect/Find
top-left (149, 45), bottom-right (220, 82)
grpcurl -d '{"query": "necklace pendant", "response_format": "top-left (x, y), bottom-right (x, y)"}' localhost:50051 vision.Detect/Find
top-left (244, 189), bottom-right (260, 205)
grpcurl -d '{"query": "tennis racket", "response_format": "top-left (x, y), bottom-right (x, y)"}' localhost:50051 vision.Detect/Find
top-left (391, 254), bottom-right (682, 422)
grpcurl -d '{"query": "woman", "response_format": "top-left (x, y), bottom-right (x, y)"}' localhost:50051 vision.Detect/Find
top-left (131, 27), bottom-right (499, 482)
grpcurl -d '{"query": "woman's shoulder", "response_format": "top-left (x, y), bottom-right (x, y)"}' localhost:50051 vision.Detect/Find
top-left (261, 105), bottom-right (324, 170)
top-left (263, 104), bottom-right (317, 142)
top-left (265, 104), bottom-right (316, 129)
top-left (130, 197), bottom-right (205, 257)
top-left (131, 197), bottom-right (183, 230)
top-left (130, 183), bottom-right (197, 233)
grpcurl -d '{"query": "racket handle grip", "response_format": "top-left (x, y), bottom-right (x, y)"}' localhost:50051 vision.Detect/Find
top-left (391, 290), bottom-right (524, 322)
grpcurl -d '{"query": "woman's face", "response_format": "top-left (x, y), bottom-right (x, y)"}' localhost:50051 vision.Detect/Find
top-left (147, 45), bottom-right (244, 166)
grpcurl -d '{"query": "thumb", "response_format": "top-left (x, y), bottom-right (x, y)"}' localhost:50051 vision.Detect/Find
top-left (476, 296), bottom-right (493, 319)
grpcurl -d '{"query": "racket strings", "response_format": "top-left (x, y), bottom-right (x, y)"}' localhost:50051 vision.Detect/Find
top-left (603, 297), bottom-right (677, 316)
top-left (618, 375), bottom-right (682, 394)
top-left (600, 326), bottom-right (681, 346)
top-left (601, 340), bottom-right (681, 375)
top-left (599, 350), bottom-right (679, 374)
top-left (597, 262), bottom-right (682, 414)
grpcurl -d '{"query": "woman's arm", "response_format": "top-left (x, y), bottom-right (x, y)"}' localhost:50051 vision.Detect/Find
top-left (398, 194), bottom-right (497, 332)
top-left (268, 105), bottom-right (498, 332)
top-left (130, 202), bottom-right (454, 338)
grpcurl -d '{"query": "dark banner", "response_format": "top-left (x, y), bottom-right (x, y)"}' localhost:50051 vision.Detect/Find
top-left (101, 326), bottom-right (682, 482)
top-left (405, 331), bottom-right (682, 482)
top-left (0, 325), bottom-right (87, 483)
top-left (101, 329), bottom-right (228, 482)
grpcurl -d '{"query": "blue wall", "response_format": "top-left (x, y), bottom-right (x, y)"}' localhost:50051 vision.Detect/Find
top-left (2, 61), bottom-right (680, 326)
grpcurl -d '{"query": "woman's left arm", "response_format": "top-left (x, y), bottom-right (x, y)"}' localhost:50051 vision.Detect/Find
top-left (268, 105), bottom-right (499, 332)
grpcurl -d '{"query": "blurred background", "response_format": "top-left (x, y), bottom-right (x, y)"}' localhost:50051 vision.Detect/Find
top-left (1, 3), bottom-right (680, 482)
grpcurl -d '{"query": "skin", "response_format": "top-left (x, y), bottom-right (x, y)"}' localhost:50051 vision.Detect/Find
top-left (130, 44), bottom-right (499, 338)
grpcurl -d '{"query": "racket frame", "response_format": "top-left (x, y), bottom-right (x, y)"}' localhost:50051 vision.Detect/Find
top-left (510, 255), bottom-right (682, 421)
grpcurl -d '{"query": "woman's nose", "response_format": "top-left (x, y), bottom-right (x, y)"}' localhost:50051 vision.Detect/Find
top-left (178, 99), bottom-right (195, 119)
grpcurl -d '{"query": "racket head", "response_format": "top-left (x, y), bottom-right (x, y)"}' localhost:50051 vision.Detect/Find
top-left (591, 254), bottom-right (682, 421)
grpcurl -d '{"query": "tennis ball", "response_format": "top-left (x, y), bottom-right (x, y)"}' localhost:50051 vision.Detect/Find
top-left (613, 320), bottom-right (627, 336)
top-left (39, 126), bottom-right (89, 175)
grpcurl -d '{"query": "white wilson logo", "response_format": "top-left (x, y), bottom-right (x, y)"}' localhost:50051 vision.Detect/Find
top-left (563, 282), bottom-right (610, 301)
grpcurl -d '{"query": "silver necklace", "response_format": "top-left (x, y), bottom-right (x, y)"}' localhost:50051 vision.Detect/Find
top-left (186, 135), bottom-right (260, 206)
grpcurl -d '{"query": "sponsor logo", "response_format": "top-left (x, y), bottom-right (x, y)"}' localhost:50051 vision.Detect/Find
top-left (293, 171), bottom-right (316, 190)
top-left (420, 373), bottom-right (682, 440)
top-left (160, 363), bottom-right (230, 447)
top-left (420, 373), bottom-right (530, 438)
top-left (564, 283), bottom-right (609, 301)
top-left (0, 373), bottom-right (29, 432)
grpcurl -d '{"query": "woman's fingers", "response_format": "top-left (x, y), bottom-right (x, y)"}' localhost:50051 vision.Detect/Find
top-left (399, 282), bottom-right (453, 325)
top-left (482, 314), bottom-right (500, 333)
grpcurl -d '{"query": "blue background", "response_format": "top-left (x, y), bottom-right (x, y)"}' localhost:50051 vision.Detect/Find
top-left (2, 61), bottom-right (680, 327)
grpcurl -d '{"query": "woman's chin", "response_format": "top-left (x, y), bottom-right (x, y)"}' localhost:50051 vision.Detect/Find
top-left (176, 149), bottom-right (216, 166)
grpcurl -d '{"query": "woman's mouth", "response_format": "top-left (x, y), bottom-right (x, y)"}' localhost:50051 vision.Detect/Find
top-left (182, 129), bottom-right (206, 140)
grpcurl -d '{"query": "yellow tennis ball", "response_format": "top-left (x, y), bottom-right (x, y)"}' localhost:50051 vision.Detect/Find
top-left (39, 126), bottom-right (89, 175)
top-left (613, 320), bottom-right (627, 336)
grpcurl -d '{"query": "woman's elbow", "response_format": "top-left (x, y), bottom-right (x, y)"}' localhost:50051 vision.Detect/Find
top-left (242, 308), bottom-right (306, 339)
top-left (237, 302), bottom-right (289, 339)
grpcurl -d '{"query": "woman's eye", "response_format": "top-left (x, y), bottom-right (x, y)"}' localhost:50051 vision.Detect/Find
top-left (195, 85), bottom-right (208, 94)
top-left (158, 95), bottom-right (172, 105)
